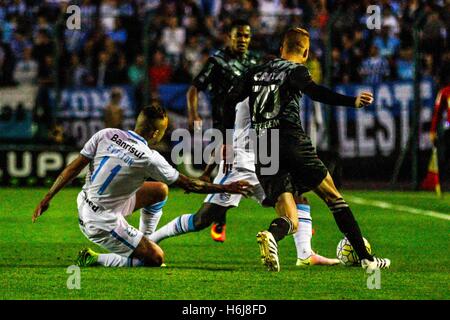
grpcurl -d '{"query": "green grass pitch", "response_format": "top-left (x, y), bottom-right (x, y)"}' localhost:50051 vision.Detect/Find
top-left (0, 187), bottom-right (448, 300)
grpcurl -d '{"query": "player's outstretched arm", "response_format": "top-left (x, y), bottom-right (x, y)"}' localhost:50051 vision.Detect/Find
top-left (32, 155), bottom-right (90, 223)
top-left (174, 173), bottom-right (252, 196)
top-left (303, 81), bottom-right (373, 108)
top-left (186, 85), bottom-right (202, 131)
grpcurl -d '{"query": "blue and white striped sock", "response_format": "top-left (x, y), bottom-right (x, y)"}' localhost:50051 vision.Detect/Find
top-left (147, 214), bottom-right (196, 244)
top-left (293, 204), bottom-right (313, 259)
top-left (139, 197), bottom-right (167, 236)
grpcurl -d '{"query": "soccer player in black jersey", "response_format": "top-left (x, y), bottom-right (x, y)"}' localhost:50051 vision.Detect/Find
top-left (229, 28), bottom-right (391, 271)
top-left (186, 19), bottom-right (259, 242)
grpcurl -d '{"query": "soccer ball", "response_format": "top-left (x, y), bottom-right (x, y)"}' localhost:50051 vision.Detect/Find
top-left (336, 237), bottom-right (371, 266)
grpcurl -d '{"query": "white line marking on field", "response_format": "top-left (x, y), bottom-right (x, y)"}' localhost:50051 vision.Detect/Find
top-left (346, 196), bottom-right (450, 221)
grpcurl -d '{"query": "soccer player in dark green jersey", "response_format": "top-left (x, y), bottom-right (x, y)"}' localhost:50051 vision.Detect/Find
top-left (229, 28), bottom-right (391, 271)
top-left (186, 19), bottom-right (259, 242)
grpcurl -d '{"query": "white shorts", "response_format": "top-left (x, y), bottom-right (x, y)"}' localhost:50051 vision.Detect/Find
top-left (77, 191), bottom-right (143, 257)
top-left (204, 162), bottom-right (265, 208)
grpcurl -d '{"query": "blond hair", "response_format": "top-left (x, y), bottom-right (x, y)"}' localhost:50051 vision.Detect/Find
top-left (282, 28), bottom-right (310, 55)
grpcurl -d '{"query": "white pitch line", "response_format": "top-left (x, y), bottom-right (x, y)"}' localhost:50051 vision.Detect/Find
top-left (346, 196), bottom-right (450, 221)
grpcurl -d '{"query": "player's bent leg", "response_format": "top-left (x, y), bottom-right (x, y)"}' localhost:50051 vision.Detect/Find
top-left (313, 172), bottom-right (390, 269)
top-left (77, 226), bottom-right (150, 268)
top-left (312, 172), bottom-right (344, 205)
top-left (195, 203), bottom-right (230, 231)
top-left (313, 172), bottom-right (371, 260)
top-left (292, 194), bottom-right (340, 266)
top-left (148, 203), bottom-right (232, 244)
top-left (77, 192), bottom-right (164, 268)
top-left (134, 182), bottom-right (169, 236)
top-left (273, 192), bottom-right (298, 236)
top-left (134, 181), bottom-right (169, 210)
top-left (131, 236), bottom-right (164, 267)
top-left (207, 170), bottom-right (247, 242)
top-left (257, 192), bottom-right (297, 272)
top-left (78, 249), bottom-right (147, 268)
top-left (293, 194), bottom-right (312, 260)
top-left (206, 162), bottom-right (238, 243)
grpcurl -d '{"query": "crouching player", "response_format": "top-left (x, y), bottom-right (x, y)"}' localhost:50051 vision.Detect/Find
top-left (32, 104), bottom-right (251, 267)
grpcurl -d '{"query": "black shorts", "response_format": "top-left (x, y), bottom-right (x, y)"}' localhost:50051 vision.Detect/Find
top-left (258, 170), bottom-right (295, 207)
top-left (257, 128), bottom-right (328, 207)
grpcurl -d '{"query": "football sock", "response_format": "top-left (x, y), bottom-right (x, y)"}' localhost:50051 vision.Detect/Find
top-left (268, 216), bottom-right (293, 242)
top-left (97, 254), bottom-right (144, 267)
top-left (293, 204), bottom-right (313, 259)
top-left (329, 199), bottom-right (373, 261)
top-left (139, 197), bottom-right (167, 236)
top-left (148, 214), bottom-right (196, 243)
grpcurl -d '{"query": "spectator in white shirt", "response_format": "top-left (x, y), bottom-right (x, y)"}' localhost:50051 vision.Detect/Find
top-left (161, 16), bottom-right (186, 66)
top-left (13, 47), bottom-right (38, 85)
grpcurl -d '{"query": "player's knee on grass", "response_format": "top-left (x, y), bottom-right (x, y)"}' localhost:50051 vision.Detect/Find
top-left (143, 242), bottom-right (164, 267)
top-left (134, 237), bottom-right (165, 267)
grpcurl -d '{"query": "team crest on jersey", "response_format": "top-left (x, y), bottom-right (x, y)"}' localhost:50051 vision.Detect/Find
top-left (220, 193), bottom-right (231, 202)
top-left (125, 226), bottom-right (138, 238)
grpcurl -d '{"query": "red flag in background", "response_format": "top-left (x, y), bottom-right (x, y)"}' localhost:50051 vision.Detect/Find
top-left (420, 146), bottom-right (442, 197)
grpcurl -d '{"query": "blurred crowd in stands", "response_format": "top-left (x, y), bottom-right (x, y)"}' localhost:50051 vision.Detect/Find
top-left (0, 0), bottom-right (449, 96)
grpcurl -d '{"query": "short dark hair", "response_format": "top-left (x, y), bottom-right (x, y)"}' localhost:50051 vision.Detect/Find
top-left (140, 103), bottom-right (167, 127)
top-left (228, 19), bottom-right (250, 33)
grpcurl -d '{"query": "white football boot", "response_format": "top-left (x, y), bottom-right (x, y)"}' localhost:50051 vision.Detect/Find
top-left (361, 257), bottom-right (391, 271)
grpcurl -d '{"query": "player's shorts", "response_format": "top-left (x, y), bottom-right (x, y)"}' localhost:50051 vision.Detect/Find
top-left (257, 127), bottom-right (328, 207)
top-left (257, 170), bottom-right (295, 207)
top-left (204, 162), bottom-right (266, 207)
top-left (77, 191), bottom-right (143, 257)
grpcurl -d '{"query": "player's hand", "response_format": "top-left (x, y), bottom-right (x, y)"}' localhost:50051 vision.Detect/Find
top-left (355, 92), bottom-right (373, 108)
top-left (223, 180), bottom-right (253, 197)
top-left (199, 174), bottom-right (211, 183)
top-left (32, 197), bottom-right (50, 223)
top-left (222, 144), bottom-right (233, 175)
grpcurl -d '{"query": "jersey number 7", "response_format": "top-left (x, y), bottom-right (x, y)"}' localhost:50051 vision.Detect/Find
top-left (252, 84), bottom-right (281, 121)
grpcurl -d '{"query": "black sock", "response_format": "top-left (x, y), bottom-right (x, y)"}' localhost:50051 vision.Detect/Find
top-left (330, 201), bottom-right (373, 261)
top-left (268, 217), bottom-right (292, 242)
